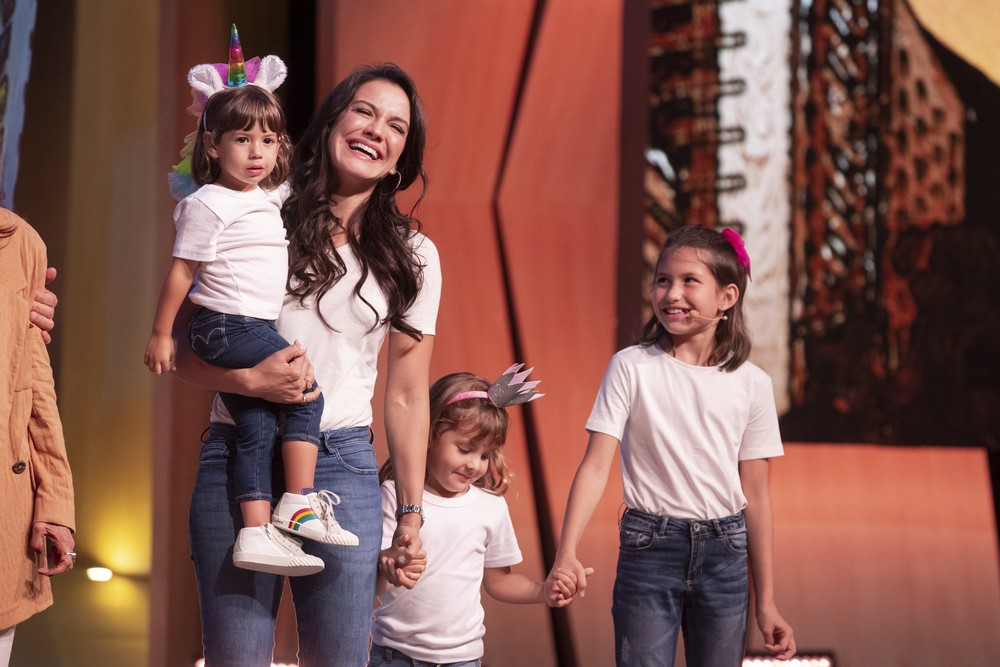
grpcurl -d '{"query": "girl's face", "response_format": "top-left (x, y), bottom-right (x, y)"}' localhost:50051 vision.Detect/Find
top-left (326, 79), bottom-right (410, 195)
top-left (425, 428), bottom-right (493, 498)
top-left (653, 246), bottom-right (738, 339)
top-left (205, 121), bottom-right (280, 192)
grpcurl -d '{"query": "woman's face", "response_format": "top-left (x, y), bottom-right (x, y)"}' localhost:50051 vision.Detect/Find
top-left (326, 79), bottom-right (411, 195)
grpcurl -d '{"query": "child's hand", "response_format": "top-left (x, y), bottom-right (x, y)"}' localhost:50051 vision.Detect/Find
top-left (756, 602), bottom-right (796, 660)
top-left (546, 566), bottom-right (595, 608)
top-left (379, 533), bottom-right (427, 590)
top-left (145, 335), bottom-right (176, 374)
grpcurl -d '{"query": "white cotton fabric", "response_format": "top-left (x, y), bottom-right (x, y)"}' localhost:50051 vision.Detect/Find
top-left (172, 183), bottom-right (290, 319)
top-left (586, 343), bottom-right (784, 520)
top-left (209, 232), bottom-right (441, 432)
top-left (372, 482), bottom-right (522, 663)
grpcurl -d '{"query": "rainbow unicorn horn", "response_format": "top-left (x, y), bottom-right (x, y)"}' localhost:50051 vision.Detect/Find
top-left (227, 24), bottom-right (247, 87)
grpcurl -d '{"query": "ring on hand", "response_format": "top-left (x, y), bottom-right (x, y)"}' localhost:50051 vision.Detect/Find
top-left (64, 551), bottom-right (77, 562)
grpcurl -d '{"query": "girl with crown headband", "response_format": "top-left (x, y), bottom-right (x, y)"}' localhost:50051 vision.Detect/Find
top-left (545, 225), bottom-right (797, 666)
top-left (371, 366), bottom-right (592, 667)
top-left (173, 54), bottom-right (441, 664)
top-left (145, 26), bottom-right (358, 579)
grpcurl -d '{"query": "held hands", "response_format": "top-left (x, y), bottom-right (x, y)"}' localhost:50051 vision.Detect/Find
top-left (30, 267), bottom-right (58, 345)
top-left (30, 522), bottom-right (75, 576)
top-left (757, 602), bottom-right (797, 660)
top-left (546, 566), bottom-right (595, 608)
top-left (379, 532), bottom-right (427, 589)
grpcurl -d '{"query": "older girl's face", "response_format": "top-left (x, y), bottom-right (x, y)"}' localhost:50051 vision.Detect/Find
top-left (327, 79), bottom-right (410, 195)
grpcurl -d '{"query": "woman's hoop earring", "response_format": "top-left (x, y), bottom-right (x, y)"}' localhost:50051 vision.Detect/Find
top-left (383, 171), bottom-right (402, 194)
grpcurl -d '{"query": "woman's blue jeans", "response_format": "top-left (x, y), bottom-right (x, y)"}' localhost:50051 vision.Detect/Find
top-left (189, 423), bottom-right (381, 667)
top-left (189, 308), bottom-right (324, 502)
top-left (612, 509), bottom-right (749, 667)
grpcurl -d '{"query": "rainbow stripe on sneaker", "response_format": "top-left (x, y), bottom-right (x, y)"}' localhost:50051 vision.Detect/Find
top-left (285, 507), bottom-right (319, 532)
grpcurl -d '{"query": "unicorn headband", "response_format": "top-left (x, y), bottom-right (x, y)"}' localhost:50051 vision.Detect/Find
top-left (447, 364), bottom-right (544, 408)
top-left (168, 24), bottom-right (287, 201)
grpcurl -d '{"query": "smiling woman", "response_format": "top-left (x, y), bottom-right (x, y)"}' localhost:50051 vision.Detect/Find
top-left (177, 63), bottom-right (441, 666)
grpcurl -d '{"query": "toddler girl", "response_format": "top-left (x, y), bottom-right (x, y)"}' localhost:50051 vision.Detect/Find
top-left (145, 30), bottom-right (356, 576)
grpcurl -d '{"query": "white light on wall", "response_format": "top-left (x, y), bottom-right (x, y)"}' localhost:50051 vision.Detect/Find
top-left (743, 656), bottom-right (834, 667)
top-left (85, 567), bottom-right (113, 582)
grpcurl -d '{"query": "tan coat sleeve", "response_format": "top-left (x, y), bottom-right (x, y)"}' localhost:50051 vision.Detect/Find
top-left (23, 223), bottom-right (75, 531)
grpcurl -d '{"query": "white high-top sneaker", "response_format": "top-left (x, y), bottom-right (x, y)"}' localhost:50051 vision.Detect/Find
top-left (233, 524), bottom-right (325, 576)
top-left (272, 490), bottom-right (360, 546)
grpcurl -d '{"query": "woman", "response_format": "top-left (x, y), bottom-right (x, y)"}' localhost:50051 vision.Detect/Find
top-left (0, 208), bottom-right (76, 666)
top-left (177, 63), bottom-right (440, 666)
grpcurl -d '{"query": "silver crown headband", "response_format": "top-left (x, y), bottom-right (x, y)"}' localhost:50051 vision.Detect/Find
top-left (446, 363), bottom-right (544, 408)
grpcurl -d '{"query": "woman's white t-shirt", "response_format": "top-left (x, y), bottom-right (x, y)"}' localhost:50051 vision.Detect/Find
top-left (209, 232), bottom-right (441, 431)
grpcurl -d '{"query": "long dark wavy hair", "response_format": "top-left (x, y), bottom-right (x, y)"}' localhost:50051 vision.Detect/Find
top-left (638, 225), bottom-right (752, 371)
top-left (191, 85), bottom-right (292, 189)
top-left (379, 372), bottom-right (513, 496)
top-left (282, 63), bottom-right (428, 338)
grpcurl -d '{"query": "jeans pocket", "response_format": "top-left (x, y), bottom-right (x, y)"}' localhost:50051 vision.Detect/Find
top-left (619, 515), bottom-right (655, 551)
top-left (325, 437), bottom-right (378, 475)
top-left (724, 528), bottom-right (748, 555)
top-left (189, 311), bottom-right (228, 360)
top-left (198, 439), bottom-right (232, 465)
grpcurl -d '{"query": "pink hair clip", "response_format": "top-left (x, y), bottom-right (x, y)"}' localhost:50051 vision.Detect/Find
top-left (721, 228), bottom-right (751, 280)
top-left (447, 364), bottom-right (544, 408)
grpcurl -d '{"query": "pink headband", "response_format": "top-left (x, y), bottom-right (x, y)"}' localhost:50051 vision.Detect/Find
top-left (446, 364), bottom-right (544, 408)
top-left (721, 228), bottom-right (751, 280)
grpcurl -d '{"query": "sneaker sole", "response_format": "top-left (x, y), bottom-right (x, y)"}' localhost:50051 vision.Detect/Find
top-left (233, 554), bottom-right (324, 576)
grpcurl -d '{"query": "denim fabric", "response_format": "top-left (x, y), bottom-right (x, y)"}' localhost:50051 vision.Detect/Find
top-left (189, 308), bottom-right (323, 501)
top-left (190, 423), bottom-right (381, 667)
top-left (369, 644), bottom-right (481, 667)
top-left (612, 509), bottom-right (749, 667)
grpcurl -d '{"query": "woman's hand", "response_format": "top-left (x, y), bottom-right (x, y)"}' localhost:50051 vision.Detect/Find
top-left (30, 267), bottom-right (58, 344)
top-left (246, 341), bottom-right (320, 403)
top-left (30, 521), bottom-right (75, 576)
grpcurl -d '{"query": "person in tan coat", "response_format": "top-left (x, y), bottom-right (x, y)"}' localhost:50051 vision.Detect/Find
top-left (0, 208), bottom-right (75, 665)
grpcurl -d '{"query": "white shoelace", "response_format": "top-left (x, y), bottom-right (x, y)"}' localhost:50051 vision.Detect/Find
top-left (266, 523), bottom-right (306, 554)
top-left (309, 490), bottom-right (342, 526)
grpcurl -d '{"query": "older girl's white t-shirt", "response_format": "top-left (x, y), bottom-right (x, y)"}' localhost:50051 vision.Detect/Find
top-left (586, 343), bottom-right (783, 520)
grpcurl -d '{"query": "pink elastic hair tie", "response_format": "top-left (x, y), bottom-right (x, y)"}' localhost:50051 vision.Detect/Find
top-left (721, 228), bottom-right (752, 280)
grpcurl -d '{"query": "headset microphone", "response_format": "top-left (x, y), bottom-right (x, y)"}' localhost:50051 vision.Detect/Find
top-left (689, 310), bottom-right (728, 322)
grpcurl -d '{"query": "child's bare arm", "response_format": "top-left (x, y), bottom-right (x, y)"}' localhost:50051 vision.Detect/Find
top-left (145, 257), bottom-right (198, 374)
top-left (483, 566), bottom-right (546, 605)
top-left (740, 457), bottom-right (796, 660)
top-left (546, 431), bottom-right (618, 598)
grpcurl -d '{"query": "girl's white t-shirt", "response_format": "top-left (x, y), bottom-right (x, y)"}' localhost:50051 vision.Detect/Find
top-left (373, 482), bottom-right (523, 663)
top-left (209, 231), bottom-right (441, 431)
top-left (586, 343), bottom-right (784, 520)
top-left (172, 182), bottom-right (289, 319)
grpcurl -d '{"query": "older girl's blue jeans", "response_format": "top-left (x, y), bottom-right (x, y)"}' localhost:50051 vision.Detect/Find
top-left (189, 424), bottom-right (381, 667)
top-left (612, 509), bottom-right (749, 667)
top-left (189, 308), bottom-right (323, 501)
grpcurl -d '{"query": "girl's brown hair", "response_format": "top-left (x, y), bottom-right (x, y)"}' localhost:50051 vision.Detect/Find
top-left (190, 85), bottom-right (291, 189)
top-left (638, 224), bottom-right (752, 371)
top-left (379, 372), bottom-right (513, 495)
